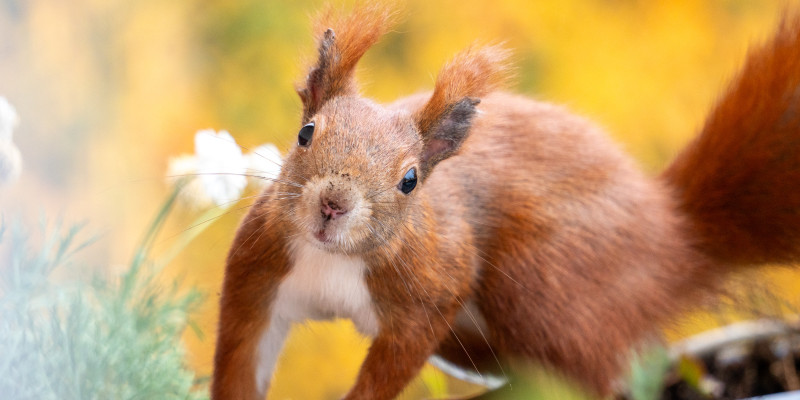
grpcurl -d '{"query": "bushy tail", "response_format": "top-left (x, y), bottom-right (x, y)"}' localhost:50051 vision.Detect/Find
top-left (663, 12), bottom-right (800, 266)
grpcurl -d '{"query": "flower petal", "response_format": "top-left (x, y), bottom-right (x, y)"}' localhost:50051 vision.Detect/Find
top-left (194, 129), bottom-right (247, 207)
top-left (0, 141), bottom-right (22, 186)
top-left (0, 97), bottom-right (19, 143)
top-left (246, 143), bottom-right (283, 189)
top-left (165, 154), bottom-right (214, 209)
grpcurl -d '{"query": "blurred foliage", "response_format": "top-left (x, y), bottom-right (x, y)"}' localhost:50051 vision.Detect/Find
top-left (1, 0), bottom-right (799, 399)
top-left (469, 364), bottom-right (593, 400)
top-left (0, 219), bottom-right (207, 399)
top-left (628, 346), bottom-right (673, 400)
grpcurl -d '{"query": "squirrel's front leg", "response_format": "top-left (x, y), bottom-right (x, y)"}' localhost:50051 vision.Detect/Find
top-left (343, 304), bottom-right (459, 400)
top-left (211, 205), bottom-right (291, 400)
top-left (212, 285), bottom-right (287, 400)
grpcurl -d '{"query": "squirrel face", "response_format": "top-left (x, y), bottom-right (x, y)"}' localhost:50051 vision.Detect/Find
top-left (279, 95), bottom-right (423, 255)
top-left (272, 17), bottom-right (508, 256)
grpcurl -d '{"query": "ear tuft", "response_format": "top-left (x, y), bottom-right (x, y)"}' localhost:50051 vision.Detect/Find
top-left (297, 3), bottom-right (398, 123)
top-left (415, 44), bottom-right (513, 176)
top-left (415, 44), bottom-right (513, 135)
top-left (420, 97), bottom-right (480, 168)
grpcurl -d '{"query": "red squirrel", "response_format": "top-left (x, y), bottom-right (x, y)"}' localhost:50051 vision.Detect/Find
top-left (212, 4), bottom-right (800, 399)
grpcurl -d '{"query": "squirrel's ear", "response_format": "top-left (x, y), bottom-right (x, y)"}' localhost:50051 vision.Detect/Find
top-left (414, 44), bottom-right (512, 177)
top-left (296, 4), bottom-right (395, 123)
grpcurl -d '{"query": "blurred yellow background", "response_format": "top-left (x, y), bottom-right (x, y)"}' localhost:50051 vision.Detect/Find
top-left (1, 0), bottom-right (799, 398)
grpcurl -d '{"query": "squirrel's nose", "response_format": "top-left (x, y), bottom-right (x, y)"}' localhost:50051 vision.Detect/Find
top-left (321, 198), bottom-right (348, 220)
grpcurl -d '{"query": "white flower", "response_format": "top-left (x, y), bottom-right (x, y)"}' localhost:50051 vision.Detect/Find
top-left (0, 97), bottom-right (21, 187)
top-left (195, 129), bottom-right (247, 206)
top-left (166, 129), bottom-right (247, 208)
top-left (166, 154), bottom-right (212, 209)
top-left (0, 97), bottom-right (19, 143)
top-left (165, 129), bottom-right (285, 209)
top-left (0, 141), bottom-right (22, 186)
top-left (245, 143), bottom-right (283, 189)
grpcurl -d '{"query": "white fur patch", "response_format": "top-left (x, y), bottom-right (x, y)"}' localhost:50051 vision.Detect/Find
top-left (254, 314), bottom-right (290, 395)
top-left (254, 239), bottom-right (379, 393)
top-left (428, 355), bottom-right (507, 389)
top-left (277, 239), bottom-right (379, 334)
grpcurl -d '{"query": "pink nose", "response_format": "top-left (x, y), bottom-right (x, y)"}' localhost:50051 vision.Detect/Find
top-left (321, 199), bottom-right (347, 220)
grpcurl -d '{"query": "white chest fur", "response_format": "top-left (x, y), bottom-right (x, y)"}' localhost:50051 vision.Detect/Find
top-left (274, 239), bottom-right (379, 336)
top-left (255, 240), bottom-right (380, 394)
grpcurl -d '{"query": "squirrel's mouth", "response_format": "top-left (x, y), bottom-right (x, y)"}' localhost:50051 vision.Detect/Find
top-left (313, 229), bottom-right (330, 243)
top-left (308, 219), bottom-right (343, 246)
top-left (297, 174), bottom-right (372, 253)
top-left (306, 227), bottom-right (345, 253)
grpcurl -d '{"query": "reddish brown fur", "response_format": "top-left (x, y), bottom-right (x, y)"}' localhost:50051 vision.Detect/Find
top-left (297, 3), bottom-right (395, 123)
top-left (663, 13), bottom-right (800, 265)
top-left (414, 44), bottom-right (513, 135)
top-left (211, 198), bottom-right (292, 399)
top-left (351, 203), bottom-right (477, 399)
top-left (213, 5), bottom-right (800, 400)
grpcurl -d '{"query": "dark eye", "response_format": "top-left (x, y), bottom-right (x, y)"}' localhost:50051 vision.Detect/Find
top-left (398, 167), bottom-right (417, 194)
top-left (298, 122), bottom-right (315, 147)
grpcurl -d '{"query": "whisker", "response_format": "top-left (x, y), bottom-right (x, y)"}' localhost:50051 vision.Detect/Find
top-left (403, 207), bottom-right (532, 294)
top-left (367, 221), bottom-right (416, 301)
top-left (284, 231), bottom-right (306, 241)
top-left (380, 245), bottom-right (439, 344)
top-left (399, 222), bottom-right (509, 384)
top-left (243, 149), bottom-right (309, 186)
top-left (158, 201), bottom-right (257, 247)
top-left (394, 251), bottom-right (485, 381)
top-left (166, 172), bottom-right (304, 188)
top-left (201, 129), bottom-right (287, 173)
top-left (366, 222), bottom-right (438, 347)
top-left (247, 212), bottom-right (279, 251)
top-left (370, 214), bottom-right (485, 379)
top-left (229, 212), bottom-right (271, 257)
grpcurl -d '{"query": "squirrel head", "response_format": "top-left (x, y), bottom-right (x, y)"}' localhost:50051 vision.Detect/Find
top-left (277, 3), bottom-right (511, 255)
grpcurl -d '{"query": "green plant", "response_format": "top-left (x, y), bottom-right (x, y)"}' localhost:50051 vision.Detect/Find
top-left (0, 191), bottom-right (209, 399)
top-left (627, 345), bottom-right (672, 400)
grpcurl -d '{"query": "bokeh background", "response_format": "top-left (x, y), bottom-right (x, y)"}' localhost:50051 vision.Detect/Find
top-left (1, 0), bottom-right (799, 398)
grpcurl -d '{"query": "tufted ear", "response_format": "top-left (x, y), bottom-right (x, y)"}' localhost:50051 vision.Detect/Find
top-left (414, 45), bottom-right (512, 178)
top-left (296, 4), bottom-right (395, 124)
